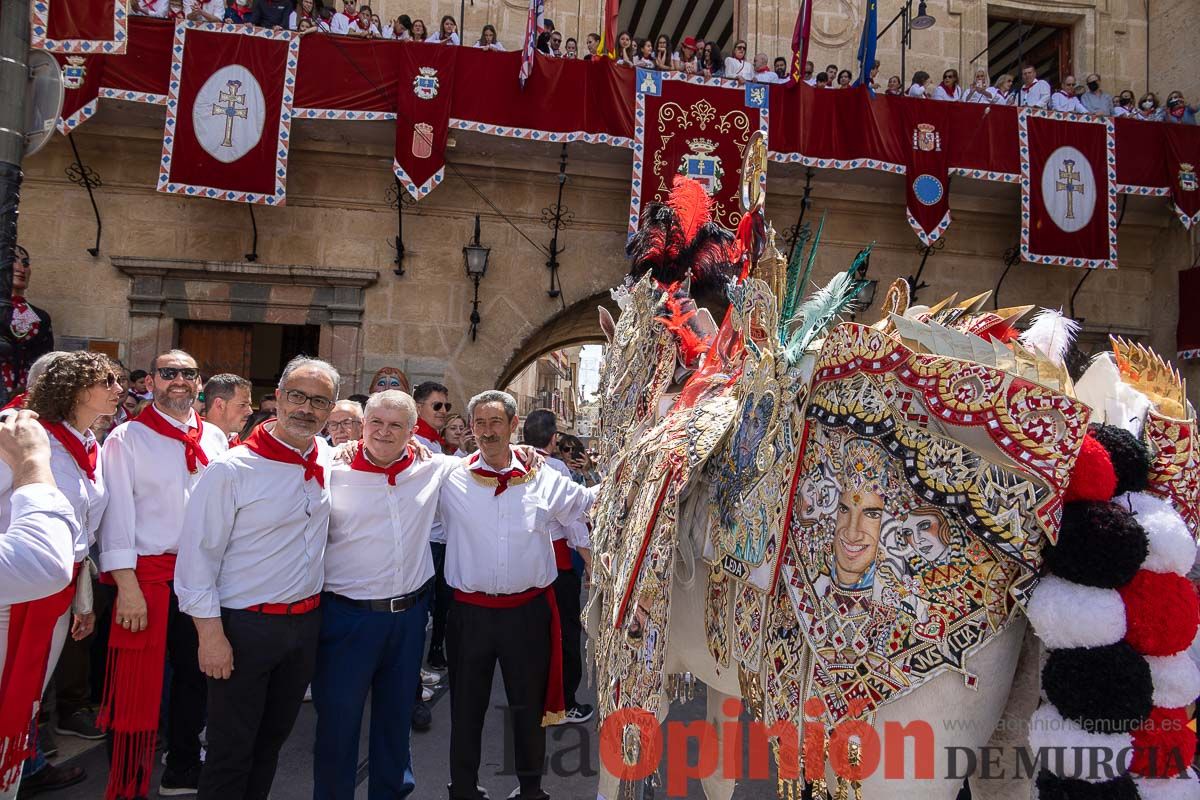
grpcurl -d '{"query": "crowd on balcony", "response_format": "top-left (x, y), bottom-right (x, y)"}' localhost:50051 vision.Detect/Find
top-left (135, 0), bottom-right (1198, 124)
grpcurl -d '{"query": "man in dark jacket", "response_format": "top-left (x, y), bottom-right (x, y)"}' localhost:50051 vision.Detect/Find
top-left (250, 0), bottom-right (293, 29)
top-left (0, 245), bottom-right (55, 407)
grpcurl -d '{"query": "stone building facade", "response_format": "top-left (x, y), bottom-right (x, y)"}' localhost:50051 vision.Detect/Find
top-left (15, 0), bottom-right (1200, 408)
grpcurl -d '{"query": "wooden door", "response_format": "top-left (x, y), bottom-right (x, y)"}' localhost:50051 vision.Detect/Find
top-left (177, 321), bottom-right (252, 380)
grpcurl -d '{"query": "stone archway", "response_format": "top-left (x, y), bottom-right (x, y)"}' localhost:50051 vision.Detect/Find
top-left (496, 290), bottom-right (618, 388)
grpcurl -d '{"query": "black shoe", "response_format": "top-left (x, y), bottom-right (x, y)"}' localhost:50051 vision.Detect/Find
top-left (159, 764), bottom-right (200, 796)
top-left (54, 710), bottom-right (104, 741)
top-left (427, 646), bottom-right (447, 670)
top-left (16, 764), bottom-right (86, 797)
top-left (412, 701), bottom-right (432, 732)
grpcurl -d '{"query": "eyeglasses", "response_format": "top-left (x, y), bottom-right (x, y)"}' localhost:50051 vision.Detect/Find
top-left (156, 367), bottom-right (200, 381)
top-left (284, 389), bottom-right (334, 412)
top-left (95, 374), bottom-right (118, 389)
top-left (326, 419), bottom-right (362, 430)
top-left (425, 401), bottom-right (452, 412)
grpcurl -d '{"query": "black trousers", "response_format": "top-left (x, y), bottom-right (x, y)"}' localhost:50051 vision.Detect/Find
top-left (552, 569), bottom-right (582, 710)
top-left (428, 542), bottom-right (451, 655)
top-left (197, 608), bottom-right (321, 800)
top-left (447, 596), bottom-right (551, 800)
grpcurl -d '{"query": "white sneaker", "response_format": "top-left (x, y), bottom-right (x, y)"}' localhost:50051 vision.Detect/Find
top-left (303, 685), bottom-right (313, 702)
top-left (420, 668), bottom-right (440, 686)
top-left (421, 685), bottom-right (435, 702)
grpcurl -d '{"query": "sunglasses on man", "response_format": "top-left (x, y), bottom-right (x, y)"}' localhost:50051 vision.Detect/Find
top-left (156, 367), bottom-right (200, 381)
top-left (425, 401), bottom-right (452, 412)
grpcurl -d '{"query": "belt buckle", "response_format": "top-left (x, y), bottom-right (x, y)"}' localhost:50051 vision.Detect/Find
top-left (389, 596), bottom-right (405, 613)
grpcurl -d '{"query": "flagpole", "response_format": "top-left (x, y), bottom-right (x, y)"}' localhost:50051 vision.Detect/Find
top-left (0, 0), bottom-right (29, 324)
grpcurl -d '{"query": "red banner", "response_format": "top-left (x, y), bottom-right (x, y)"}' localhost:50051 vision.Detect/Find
top-left (630, 71), bottom-right (768, 235)
top-left (158, 23), bottom-right (299, 205)
top-left (897, 99), bottom-right (952, 244)
top-left (1179, 267), bottom-right (1200, 361)
top-left (1020, 109), bottom-right (1117, 269)
top-left (31, 0), bottom-right (128, 53)
top-left (1163, 125), bottom-right (1200, 229)
top-left (393, 43), bottom-right (457, 199)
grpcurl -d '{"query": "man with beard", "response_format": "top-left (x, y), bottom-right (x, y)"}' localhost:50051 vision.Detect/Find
top-left (203, 374), bottom-right (254, 445)
top-left (97, 349), bottom-right (229, 798)
top-left (175, 356), bottom-right (337, 800)
top-left (324, 400), bottom-right (363, 446)
top-left (441, 391), bottom-right (597, 800)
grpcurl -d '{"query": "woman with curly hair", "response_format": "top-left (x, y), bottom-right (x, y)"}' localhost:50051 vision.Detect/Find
top-left (0, 351), bottom-right (121, 794)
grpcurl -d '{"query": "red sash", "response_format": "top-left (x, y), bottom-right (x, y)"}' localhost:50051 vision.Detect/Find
top-left (40, 421), bottom-right (97, 483)
top-left (453, 586), bottom-right (564, 725)
top-left (349, 443), bottom-right (415, 485)
top-left (0, 563), bottom-right (80, 790)
top-left (0, 393), bottom-right (25, 412)
top-left (97, 554), bottom-right (176, 800)
top-left (414, 418), bottom-right (447, 452)
top-left (132, 406), bottom-right (209, 474)
top-left (243, 423), bottom-right (324, 487)
top-left (552, 538), bottom-right (573, 570)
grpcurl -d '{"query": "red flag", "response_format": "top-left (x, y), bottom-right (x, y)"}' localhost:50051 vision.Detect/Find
top-left (518, 0), bottom-right (544, 87)
top-left (598, 0), bottom-right (620, 58)
top-left (898, 100), bottom-right (952, 245)
top-left (1019, 109), bottom-right (1117, 269)
top-left (1178, 267), bottom-right (1200, 361)
top-left (394, 43), bottom-right (457, 199)
top-left (158, 22), bottom-right (299, 205)
top-left (32, 0), bottom-right (129, 54)
top-left (1162, 124), bottom-right (1200, 229)
top-left (788, 0), bottom-right (814, 84)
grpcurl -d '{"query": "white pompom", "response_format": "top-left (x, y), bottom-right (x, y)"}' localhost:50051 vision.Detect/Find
top-left (1026, 575), bottom-right (1126, 649)
top-left (1118, 493), bottom-right (1197, 577)
top-left (1134, 768), bottom-right (1200, 800)
top-left (1146, 653), bottom-right (1200, 709)
top-left (1028, 703), bottom-right (1133, 782)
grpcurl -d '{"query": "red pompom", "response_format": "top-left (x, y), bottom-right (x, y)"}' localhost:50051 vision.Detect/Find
top-left (1119, 570), bottom-right (1200, 656)
top-left (1064, 434), bottom-right (1119, 503)
top-left (1130, 707), bottom-right (1196, 778)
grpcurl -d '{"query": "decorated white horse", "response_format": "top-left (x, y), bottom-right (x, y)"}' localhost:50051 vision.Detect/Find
top-left (587, 139), bottom-right (1200, 800)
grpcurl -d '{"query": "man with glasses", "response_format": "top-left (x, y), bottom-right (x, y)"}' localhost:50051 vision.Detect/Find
top-left (412, 381), bottom-right (453, 683)
top-left (0, 245), bottom-right (55, 408)
top-left (1049, 75), bottom-right (1088, 113)
top-left (324, 400), bottom-right (364, 446)
top-left (203, 374), bottom-right (254, 445)
top-left (176, 356), bottom-right (338, 800)
top-left (97, 349), bottom-right (229, 797)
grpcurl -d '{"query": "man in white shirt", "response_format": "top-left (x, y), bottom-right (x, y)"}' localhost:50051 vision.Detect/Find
top-left (1017, 64), bottom-right (1051, 108)
top-left (411, 381), bottom-right (451, 677)
top-left (521, 410), bottom-right (593, 726)
top-left (133, 0), bottom-right (169, 16)
top-left (441, 391), bottom-right (596, 800)
top-left (184, 0), bottom-right (224, 22)
top-left (202, 373), bottom-right (253, 445)
top-left (324, 399), bottom-right (363, 446)
top-left (97, 349), bottom-right (228, 798)
top-left (329, 0), bottom-right (357, 34)
top-left (1049, 75), bottom-right (1089, 114)
top-left (314, 390), bottom-right (456, 800)
top-left (176, 356), bottom-right (338, 800)
top-left (752, 53), bottom-right (783, 83)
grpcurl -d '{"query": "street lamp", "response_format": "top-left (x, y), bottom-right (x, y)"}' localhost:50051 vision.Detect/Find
top-left (877, 0), bottom-right (937, 90)
top-left (463, 213), bottom-right (490, 341)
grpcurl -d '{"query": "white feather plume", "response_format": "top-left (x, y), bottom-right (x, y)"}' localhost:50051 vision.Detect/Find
top-left (1019, 308), bottom-right (1080, 368)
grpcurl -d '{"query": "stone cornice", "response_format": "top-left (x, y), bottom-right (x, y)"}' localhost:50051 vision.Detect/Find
top-left (110, 255), bottom-right (379, 289)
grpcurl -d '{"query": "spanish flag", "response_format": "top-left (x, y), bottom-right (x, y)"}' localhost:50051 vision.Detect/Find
top-left (597, 0), bottom-right (620, 58)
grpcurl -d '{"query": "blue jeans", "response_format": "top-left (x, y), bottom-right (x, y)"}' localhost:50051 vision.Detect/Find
top-left (311, 592), bottom-right (429, 800)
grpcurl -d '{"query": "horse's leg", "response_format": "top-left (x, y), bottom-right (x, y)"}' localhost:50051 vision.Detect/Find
top-left (699, 685), bottom-right (737, 800)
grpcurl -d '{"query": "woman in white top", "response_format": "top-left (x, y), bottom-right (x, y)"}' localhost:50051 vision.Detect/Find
top-left (653, 35), bottom-right (672, 70)
top-left (616, 31), bottom-right (635, 64)
top-left (724, 40), bottom-right (753, 82)
top-left (474, 23), bottom-right (504, 50)
top-left (931, 68), bottom-right (963, 101)
top-left (987, 73), bottom-right (1015, 104)
top-left (962, 68), bottom-right (992, 103)
top-left (184, 0), bottom-right (225, 22)
top-left (411, 18), bottom-right (428, 41)
top-left (633, 38), bottom-right (655, 69)
top-left (427, 14), bottom-right (461, 44)
top-left (907, 70), bottom-right (930, 98)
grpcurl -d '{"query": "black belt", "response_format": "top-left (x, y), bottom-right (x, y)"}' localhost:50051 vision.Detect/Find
top-left (330, 578), bottom-right (433, 613)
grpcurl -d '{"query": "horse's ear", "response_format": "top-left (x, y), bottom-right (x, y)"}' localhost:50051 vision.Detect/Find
top-left (599, 307), bottom-right (616, 343)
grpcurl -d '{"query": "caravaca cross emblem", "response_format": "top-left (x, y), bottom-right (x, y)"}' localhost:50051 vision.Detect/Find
top-left (1181, 163), bottom-right (1198, 193)
top-left (1056, 159), bottom-right (1084, 220)
top-left (210, 79), bottom-right (247, 149)
top-left (679, 138), bottom-right (724, 194)
top-left (413, 67), bottom-right (439, 100)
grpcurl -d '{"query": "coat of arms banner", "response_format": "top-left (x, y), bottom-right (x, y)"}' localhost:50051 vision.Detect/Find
top-left (393, 43), bottom-right (458, 199)
top-left (1163, 125), bottom-right (1200, 229)
top-left (31, 0), bottom-right (129, 54)
top-left (1019, 109), bottom-right (1118, 269)
top-left (628, 70), bottom-right (769, 237)
top-left (898, 99), bottom-right (953, 245)
top-left (158, 23), bottom-right (299, 205)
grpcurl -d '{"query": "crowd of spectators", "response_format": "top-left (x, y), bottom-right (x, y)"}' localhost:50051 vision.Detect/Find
top-left (134, 1), bottom-right (1198, 124)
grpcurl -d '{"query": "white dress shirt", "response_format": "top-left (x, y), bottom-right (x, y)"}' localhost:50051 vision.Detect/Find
top-left (413, 431), bottom-right (446, 544)
top-left (330, 12), bottom-right (352, 34)
top-left (907, 83), bottom-right (926, 98)
top-left (724, 58), bottom-right (753, 82)
top-left (440, 448), bottom-right (596, 595)
top-left (752, 71), bottom-right (784, 84)
top-left (1112, 105), bottom-right (1130, 118)
top-left (97, 407), bottom-right (227, 573)
top-left (184, 0), bottom-right (225, 19)
top-left (1049, 91), bottom-right (1088, 114)
top-left (0, 485), bottom-right (79, 606)
top-left (535, 452), bottom-right (591, 550)
top-left (1019, 79), bottom-right (1051, 108)
top-left (135, 0), bottom-right (169, 17)
top-left (175, 430), bottom-right (332, 618)
top-left (325, 454), bottom-right (459, 600)
top-left (987, 87), bottom-right (1014, 105)
top-left (427, 31), bottom-right (461, 44)
top-left (930, 84), bottom-right (962, 101)
top-left (962, 85), bottom-right (992, 104)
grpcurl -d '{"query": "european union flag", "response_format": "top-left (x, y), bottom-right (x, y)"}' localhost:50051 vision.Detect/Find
top-left (853, 0), bottom-right (878, 95)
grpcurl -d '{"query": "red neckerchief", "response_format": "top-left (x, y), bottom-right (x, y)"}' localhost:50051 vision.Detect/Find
top-left (755, 66), bottom-right (772, 74)
top-left (1, 393), bottom-right (25, 411)
top-left (469, 450), bottom-right (530, 496)
top-left (414, 417), bottom-right (446, 450)
top-left (344, 10), bottom-right (357, 22)
top-left (940, 81), bottom-right (957, 96)
top-left (1169, 103), bottom-right (1186, 119)
top-left (350, 442), bottom-right (415, 485)
top-left (132, 405), bottom-right (209, 474)
top-left (228, 433), bottom-right (242, 446)
top-left (243, 422), bottom-right (324, 487)
top-left (40, 420), bottom-right (96, 483)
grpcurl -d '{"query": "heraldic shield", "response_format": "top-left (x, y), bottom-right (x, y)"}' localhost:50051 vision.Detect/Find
top-left (765, 323), bottom-right (1090, 727)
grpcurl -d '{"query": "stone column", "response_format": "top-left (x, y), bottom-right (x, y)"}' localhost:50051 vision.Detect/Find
top-left (126, 273), bottom-right (174, 371)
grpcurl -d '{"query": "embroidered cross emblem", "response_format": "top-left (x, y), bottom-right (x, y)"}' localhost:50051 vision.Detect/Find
top-left (211, 79), bottom-right (247, 148)
top-left (1055, 159), bottom-right (1084, 220)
